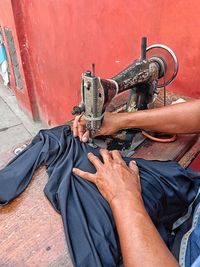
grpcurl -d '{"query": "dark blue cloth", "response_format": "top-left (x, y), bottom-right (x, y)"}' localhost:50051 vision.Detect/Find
top-left (185, 203), bottom-right (200, 267)
top-left (171, 186), bottom-right (200, 266)
top-left (0, 125), bottom-right (200, 267)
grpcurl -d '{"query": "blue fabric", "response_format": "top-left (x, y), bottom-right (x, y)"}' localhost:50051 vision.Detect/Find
top-left (170, 179), bottom-right (200, 266)
top-left (185, 203), bottom-right (200, 266)
top-left (0, 125), bottom-right (200, 267)
top-left (192, 255), bottom-right (200, 267)
top-left (0, 44), bottom-right (7, 64)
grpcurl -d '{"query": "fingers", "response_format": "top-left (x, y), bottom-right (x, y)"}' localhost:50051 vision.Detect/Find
top-left (82, 131), bottom-right (90, 142)
top-left (129, 161), bottom-right (139, 176)
top-left (73, 167), bottom-right (96, 183)
top-left (73, 114), bottom-right (87, 141)
top-left (78, 123), bottom-right (85, 141)
top-left (110, 150), bottom-right (125, 164)
top-left (72, 116), bottom-right (79, 137)
top-left (87, 152), bottom-right (103, 169)
top-left (99, 149), bottom-right (112, 163)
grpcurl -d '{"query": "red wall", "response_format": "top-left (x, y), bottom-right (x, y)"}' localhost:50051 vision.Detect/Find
top-left (0, 0), bottom-right (36, 119)
top-left (1, 0), bottom-right (200, 125)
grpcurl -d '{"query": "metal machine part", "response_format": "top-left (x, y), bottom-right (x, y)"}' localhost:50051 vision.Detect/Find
top-left (146, 44), bottom-right (179, 88)
top-left (72, 37), bottom-right (178, 136)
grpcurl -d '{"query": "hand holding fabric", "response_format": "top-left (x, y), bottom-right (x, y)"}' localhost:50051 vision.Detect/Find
top-left (72, 113), bottom-right (120, 142)
top-left (73, 149), bottom-right (141, 206)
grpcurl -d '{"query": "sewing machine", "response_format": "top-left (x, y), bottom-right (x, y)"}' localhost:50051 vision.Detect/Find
top-left (2, 38), bottom-right (200, 267)
top-left (72, 37), bottom-right (179, 155)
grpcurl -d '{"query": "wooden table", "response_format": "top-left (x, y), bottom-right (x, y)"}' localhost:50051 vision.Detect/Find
top-left (0, 91), bottom-right (200, 266)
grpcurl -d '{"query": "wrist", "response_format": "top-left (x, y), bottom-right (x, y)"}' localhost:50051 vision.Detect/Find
top-left (110, 190), bottom-right (144, 212)
top-left (110, 191), bottom-right (149, 227)
top-left (116, 112), bottom-right (138, 130)
top-left (112, 112), bottom-right (130, 131)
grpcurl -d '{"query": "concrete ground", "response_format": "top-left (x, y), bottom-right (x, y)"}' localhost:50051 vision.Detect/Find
top-left (0, 81), bottom-right (46, 154)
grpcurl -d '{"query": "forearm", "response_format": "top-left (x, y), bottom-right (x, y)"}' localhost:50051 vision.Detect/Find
top-left (117, 100), bottom-right (200, 134)
top-left (111, 193), bottom-right (179, 267)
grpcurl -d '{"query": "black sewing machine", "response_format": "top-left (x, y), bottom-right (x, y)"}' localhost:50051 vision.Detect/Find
top-left (72, 37), bottom-right (179, 156)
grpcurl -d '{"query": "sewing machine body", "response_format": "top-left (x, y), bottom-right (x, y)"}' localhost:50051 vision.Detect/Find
top-left (72, 37), bottom-right (179, 154)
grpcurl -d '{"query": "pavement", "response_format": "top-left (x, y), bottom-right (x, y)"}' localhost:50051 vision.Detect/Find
top-left (0, 81), bottom-right (46, 154)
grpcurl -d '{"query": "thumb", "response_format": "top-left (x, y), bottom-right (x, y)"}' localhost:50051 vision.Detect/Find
top-left (129, 161), bottom-right (139, 176)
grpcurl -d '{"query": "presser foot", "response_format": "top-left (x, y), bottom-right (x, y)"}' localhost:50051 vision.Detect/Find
top-left (90, 130), bottom-right (146, 157)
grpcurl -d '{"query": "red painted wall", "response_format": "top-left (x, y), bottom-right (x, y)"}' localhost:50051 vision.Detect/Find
top-left (1, 0), bottom-right (200, 125)
top-left (0, 0), bottom-right (35, 119)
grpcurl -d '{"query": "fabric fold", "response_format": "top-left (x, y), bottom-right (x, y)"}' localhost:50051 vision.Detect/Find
top-left (0, 125), bottom-right (200, 267)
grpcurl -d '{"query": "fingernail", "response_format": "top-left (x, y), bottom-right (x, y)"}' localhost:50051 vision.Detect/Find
top-left (72, 168), bottom-right (76, 172)
top-left (130, 161), bottom-right (137, 166)
top-left (82, 137), bottom-right (87, 142)
top-left (88, 152), bottom-right (93, 156)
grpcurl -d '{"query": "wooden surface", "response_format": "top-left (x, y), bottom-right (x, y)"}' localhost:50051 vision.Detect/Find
top-left (0, 91), bottom-right (200, 266)
top-left (134, 134), bottom-right (199, 162)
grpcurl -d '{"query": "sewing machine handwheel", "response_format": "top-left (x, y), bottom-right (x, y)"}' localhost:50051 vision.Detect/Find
top-left (146, 44), bottom-right (179, 88)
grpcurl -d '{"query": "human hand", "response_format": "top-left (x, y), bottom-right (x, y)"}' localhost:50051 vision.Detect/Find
top-left (72, 112), bottom-right (121, 142)
top-left (73, 149), bottom-right (141, 206)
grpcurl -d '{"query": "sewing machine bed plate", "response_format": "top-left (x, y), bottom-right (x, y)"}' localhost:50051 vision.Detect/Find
top-left (0, 92), bottom-right (200, 266)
